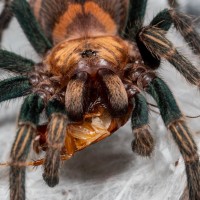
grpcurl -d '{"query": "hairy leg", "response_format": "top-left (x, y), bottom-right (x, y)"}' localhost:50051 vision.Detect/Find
top-left (0, 76), bottom-right (32, 102)
top-left (10, 94), bottom-right (44, 200)
top-left (131, 93), bottom-right (154, 157)
top-left (11, 0), bottom-right (52, 55)
top-left (43, 99), bottom-right (68, 187)
top-left (138, 26), bottom-right (200, 87)
top-left (147, 77), bottom-right (200, 200)
top-left (0, 49), bottom-right (35, 73)
top-left (125, 0), bottom-right (147, 38)
top-left (150, 9), bottom-right (200, 56)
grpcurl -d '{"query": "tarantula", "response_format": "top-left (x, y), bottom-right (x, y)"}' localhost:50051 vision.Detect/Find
top-left (0, 0), bottom-right (200, 199)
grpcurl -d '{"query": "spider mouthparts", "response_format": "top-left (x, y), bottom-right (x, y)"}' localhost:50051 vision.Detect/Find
top-left (65, 71), bottom-right (90, 122)
top-left (97, 68), bottom-right (129, 118)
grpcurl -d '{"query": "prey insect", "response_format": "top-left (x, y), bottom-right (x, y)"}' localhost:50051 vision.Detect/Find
top-left (0, 0), bottom-right (200, 199)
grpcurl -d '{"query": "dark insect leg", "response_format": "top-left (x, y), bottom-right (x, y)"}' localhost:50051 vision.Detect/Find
top-left (150, 9), bottom-right (200, 56)
top-left (43, 99), bottom-right (68, 187)
top-left (131, 93), bottom-right (154, 157)
top-left (97, 68), bottom-right (128, 117)
top-left (170, 10), bottom-right (200, 55)
top-left (65, 71), bottom-right (91, 122)
top-left (130, 1), bottom-right (161, 69)
top-left (0, 76), bottom-right (32, 103)
top-left (135, 33), bottom-right (161, 69)
top-left (125, 0), bottom-right (147, 38)
top-left (11, 0), bottom-right (52, 55)
top-left (0, 49), bottom-right (35, 73)
top-left (0, 0), bottom-right (13, 43)
top-left (146, 77), bottom-right (200, 200)
top-left (10, 94), bottom-right (44, 200)
top-left (139, 26), bottom-right (200, 87)
top-left (150, 9), bottom-right (173, 31)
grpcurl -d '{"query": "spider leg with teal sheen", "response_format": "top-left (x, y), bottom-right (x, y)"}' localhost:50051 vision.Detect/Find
top-left (150, 8), bottom-right (200, 56)
top-left (0, 19), bottom-right (63, 199)
top-left (0, 76), bottom-right (32, 103)
top-left (43, 99), bottom-right (68, 187)
top-left (125, 0), bottom-right (161, 69)
top-left (127, 1), bottom-right (200, 73)
top-left (0, 0), bottom-right (52, 54)
top-left (0, 49), bottom-right (35, 73)
top-left (125, 1), bottom-right (200, 199)
top-left (0, 49), bottom-right (34, 102)
top-left (131, 93), bottom-right (154, 157)
top-left (125, 0), bottom-right (147, 38)
top-left (10, 94), bottom-right (45, 200)
top-left (11, 0), bottom-right (52, 55)
top-left (138, 26), bottom-right (200, 87)
top-left (146, 78), bottom-right (200, 200)
top-left (126, 63), bottom-right (200, 200)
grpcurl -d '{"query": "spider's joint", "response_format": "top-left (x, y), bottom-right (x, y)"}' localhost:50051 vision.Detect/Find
top-left (32, 78), bottom-right (62, 103)
top-left (124, 83), bottom-right (140, 99)
top-left (125, 66), bottom-right (156, 90)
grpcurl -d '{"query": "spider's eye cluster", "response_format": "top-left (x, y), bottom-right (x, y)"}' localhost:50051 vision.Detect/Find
top-left (44, 36), bottom-right (129, 78)
top-left (81, 49), bottom-right (97, 58)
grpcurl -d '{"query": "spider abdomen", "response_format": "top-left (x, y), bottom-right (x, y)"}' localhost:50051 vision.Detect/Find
top-left (30, 0), bottom-right (129, 44)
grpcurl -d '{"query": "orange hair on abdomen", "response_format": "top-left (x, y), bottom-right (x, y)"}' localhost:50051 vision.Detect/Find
top-left (30, 0), bottom-right (118, 43)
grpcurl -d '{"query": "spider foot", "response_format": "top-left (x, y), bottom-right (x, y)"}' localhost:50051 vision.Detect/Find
top-left (132, 126), bottom-right (154, 157)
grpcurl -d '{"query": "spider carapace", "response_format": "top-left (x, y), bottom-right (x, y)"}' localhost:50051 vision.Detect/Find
top-left (0, 0), bottom-right (200, 200)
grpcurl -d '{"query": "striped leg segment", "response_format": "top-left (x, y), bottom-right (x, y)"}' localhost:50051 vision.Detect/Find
top-left (43, 99), bottom-right (68, 187)
top-left (11, 0), bottom-right (52, 55)
top-left (131, 93), bottom-right (154, 157)
top-left (0, 49), bottom-right (35, 73)
top-left (0, 76), bottom-right (32, 103)
top-left (138, 8), bottom-right (200, 71)
top-left (147, 77), bottom-right (200, 200)
top-left (10, 94), bottom-right (44, 200)
top-left (10, 125), bottom-right (36, 200)
top-left (170, 10), bottom-right (200, 56)
top-left (150, 9), bottom-right (200, 56)
top-left (170, 121), bottom-right (200, 200)
top-left (139, 27), bottom-right (200, 87)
